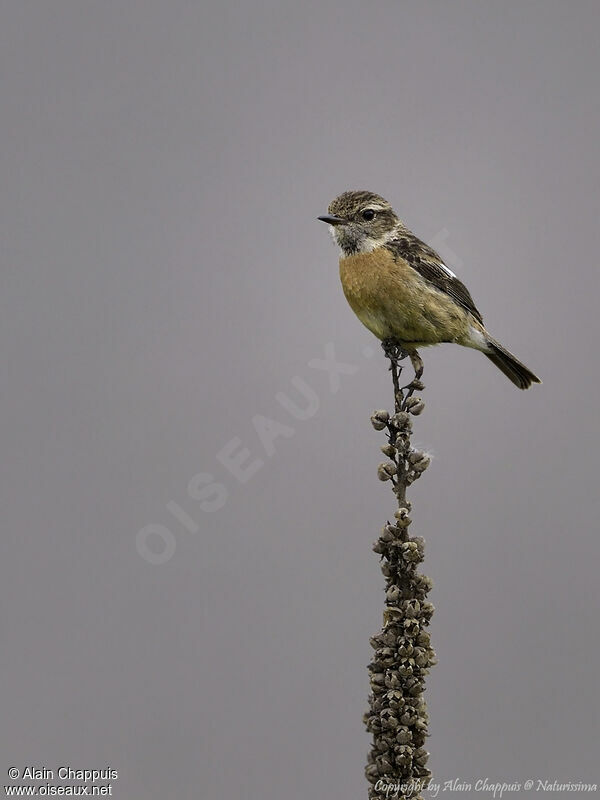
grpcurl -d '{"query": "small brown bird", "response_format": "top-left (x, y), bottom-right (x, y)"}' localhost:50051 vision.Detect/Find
top-left (318, 190), bottom-right (541, 389)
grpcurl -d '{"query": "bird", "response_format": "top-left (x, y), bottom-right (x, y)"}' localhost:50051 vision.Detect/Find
top-left (318, 190), bottom-right (541, 390)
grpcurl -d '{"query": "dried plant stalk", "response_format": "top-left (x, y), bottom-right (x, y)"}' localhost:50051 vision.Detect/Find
top-left (365, 342), bottom-right (437, 800)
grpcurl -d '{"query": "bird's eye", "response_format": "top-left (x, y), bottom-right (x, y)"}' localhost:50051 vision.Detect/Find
top-left (361, 209), bottom-right (375, 221)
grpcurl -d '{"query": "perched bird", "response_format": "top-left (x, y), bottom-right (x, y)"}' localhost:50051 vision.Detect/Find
top-left (318, 190), bottom-right (541, 389)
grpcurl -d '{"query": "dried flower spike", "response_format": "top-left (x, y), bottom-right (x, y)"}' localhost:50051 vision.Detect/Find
top-left (366, 346), bottom-right (435, 800)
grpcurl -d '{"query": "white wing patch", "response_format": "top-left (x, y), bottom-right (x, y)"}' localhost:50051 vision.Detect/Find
top-left (438, 262), bottom-right (457, 279)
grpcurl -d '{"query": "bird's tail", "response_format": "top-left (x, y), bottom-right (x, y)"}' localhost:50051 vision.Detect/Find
top-left (484, 336), bottom-right (541, 390)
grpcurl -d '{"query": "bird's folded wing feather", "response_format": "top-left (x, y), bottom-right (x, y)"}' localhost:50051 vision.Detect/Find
top-left (384, 236), bottom-right (483, 323)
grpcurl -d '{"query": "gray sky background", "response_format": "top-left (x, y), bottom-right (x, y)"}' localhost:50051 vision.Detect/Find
top-left (1, 2), bottom-right (599, 798)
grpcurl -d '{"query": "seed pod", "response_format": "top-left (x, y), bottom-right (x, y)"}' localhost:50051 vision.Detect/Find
top-left (414, 648), bottom-right (431, 668)
top-left (394, 507), bottom-right (412, 527)
top-left (420, 601), bottom-right (435, 620)
top-left (380, 630), bottom-right (397, 647)
top-left (376, 756), bottom-right (393, 775)
top-left (405, 396), bottom-right (426, 415)
top-left (386, 585), bottom-right (401, 604)
top-left (396, 727), bottom-right (412, 744)
top-left (413, 575), bottom-right (433, 595)
top-left (400, 541), bottom-right (423, 563)
top-left (403, 621), bottom-right (421, 640)
top-left (394, 744), bottom-right (412, 767)
top-left (380, 708), bottom-right (399, 729)
top-left (386, 690), bottom-right (404, 709)
top-left (375, 737), bottom-right (391, 753)
top-left (402, 599), bottom-right (421, 618)
top-left (366, 714), bottom-right (382, 733)
top-left (377, 461), bottom-right (397, 481)
top-left (412, 454), bottom-right (431, 473)
top-left (384, 672), bottom-right (401, 689)
top-left (370, 409), bottom-right (390, 430)
top-left (383, 607), bottom-right (403, 625)
top-left (377, 647), bottom-right (396, 665)
top-left (394, 427), bottom-right (410, 443)
top-left (411, 537), bottom-right (425, 555)
top-left (404, 676), bottom-right (422, 696)
top-left (384, 523), bottom-right (398, 539)
top-left (391, 411), bottom-right (411, 429)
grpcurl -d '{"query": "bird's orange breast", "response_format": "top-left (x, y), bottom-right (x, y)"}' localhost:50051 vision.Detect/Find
top-left (339, 248), bottom-right (471, 345)
top-left (339, 249), bottom-right (417, 340)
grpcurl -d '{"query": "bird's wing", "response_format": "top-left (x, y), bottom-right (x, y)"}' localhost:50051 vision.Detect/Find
top-left (385, 235), bottom-right (483, 324)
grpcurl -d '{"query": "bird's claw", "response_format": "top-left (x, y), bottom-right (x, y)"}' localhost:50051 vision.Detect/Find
top-left (381, 338), bottom-right (411, 368)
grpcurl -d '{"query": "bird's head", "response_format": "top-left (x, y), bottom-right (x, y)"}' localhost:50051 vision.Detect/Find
top-left (318, 190), bottom-right (399, 256)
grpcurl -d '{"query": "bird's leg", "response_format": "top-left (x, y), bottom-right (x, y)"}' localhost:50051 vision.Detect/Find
top-left (409, 351), bottom-right (424, 381)
top-left (400, 350), bottom-right (425, 402)
top-left (381, 338), bottom-right (411, 412)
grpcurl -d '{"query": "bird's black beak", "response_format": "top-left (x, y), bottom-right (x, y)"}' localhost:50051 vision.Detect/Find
top-left (317, 215), bottom-right (346, 226)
